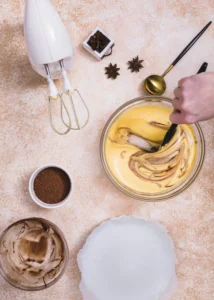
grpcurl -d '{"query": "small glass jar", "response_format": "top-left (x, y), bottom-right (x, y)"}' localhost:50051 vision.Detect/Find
top-left (0, 218), bottom-right (69, 291)
top-left (100, 96), bottom-right (205, 201)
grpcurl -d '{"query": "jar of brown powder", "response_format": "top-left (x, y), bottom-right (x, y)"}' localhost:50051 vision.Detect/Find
top-left (29, 165), bottom-right (72, 208)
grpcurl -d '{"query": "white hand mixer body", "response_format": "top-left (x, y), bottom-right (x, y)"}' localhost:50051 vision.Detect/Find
top-left (24, 0), bottom-right (89, 134)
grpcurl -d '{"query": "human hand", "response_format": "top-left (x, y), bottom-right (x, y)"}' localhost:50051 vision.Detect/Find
top-left (170, 72), bottom-right (214, 124)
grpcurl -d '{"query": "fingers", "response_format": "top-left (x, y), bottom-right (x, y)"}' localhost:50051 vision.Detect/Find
top-left (171, 76), bottom-right (197, 124)
top-left (173, 82), bottom-right (189, 112)
top-left (172, 98), bottom-right (181, 111)
top-left (174, 87), bottom-right (180, 99)
top-left (178, 76), bottom-right (191, 88)
top-left (170, 110), bottom-right (183, 124)
top-left (170, 110), bottom-right (196, 124)
top-left (171, 73), bottom-right (211, 124)
top-left (172, 86), bottom-right (183, 112)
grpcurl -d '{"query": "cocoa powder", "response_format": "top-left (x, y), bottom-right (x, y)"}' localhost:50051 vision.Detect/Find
top-left (33, 167), bottom-right (71, 204)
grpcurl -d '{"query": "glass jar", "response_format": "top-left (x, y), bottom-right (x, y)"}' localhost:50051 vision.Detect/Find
top-left (0, 218), bottom-right (69, 291)
top-left (100, 96), bottom-right (205, 201)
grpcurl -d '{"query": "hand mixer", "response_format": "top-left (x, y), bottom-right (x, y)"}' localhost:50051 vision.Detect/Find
top-left (24, 0), bottom-right (89, 135)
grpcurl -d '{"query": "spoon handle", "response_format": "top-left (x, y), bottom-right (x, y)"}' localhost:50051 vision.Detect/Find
top-left (172, 22), bottom-right (211, 66)
top-left (161, 62), bottom-right (208, 147)
top-left (162, 21), bottom-right (211, 77)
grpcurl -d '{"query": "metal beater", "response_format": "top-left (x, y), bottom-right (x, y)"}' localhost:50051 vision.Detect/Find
top-left (45, 60), bottom-right (89, 135)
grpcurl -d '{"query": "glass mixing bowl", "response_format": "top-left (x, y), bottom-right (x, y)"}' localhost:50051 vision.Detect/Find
top-left (100, 96), bottom-right (205, 201)
top-left (0, 218), bottom-right (69, 291)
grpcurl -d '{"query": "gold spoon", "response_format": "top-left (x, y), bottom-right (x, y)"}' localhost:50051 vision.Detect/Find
top-left (144, 21), bottom-right (212, 96)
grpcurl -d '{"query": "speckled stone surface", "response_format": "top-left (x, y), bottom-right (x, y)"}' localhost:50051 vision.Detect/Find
top-left (0, 0), bottom-right (214, 299)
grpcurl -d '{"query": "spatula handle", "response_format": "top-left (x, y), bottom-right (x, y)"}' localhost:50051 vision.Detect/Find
top-left (197, 62), bottom-right (208, 74)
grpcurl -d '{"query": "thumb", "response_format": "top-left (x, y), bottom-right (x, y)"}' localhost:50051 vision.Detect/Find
top-left (170, 110), bottom-right (183, 124)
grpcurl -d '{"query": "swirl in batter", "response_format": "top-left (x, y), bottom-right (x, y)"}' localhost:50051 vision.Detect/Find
top-left (105, 105), bottom-right (196, 193)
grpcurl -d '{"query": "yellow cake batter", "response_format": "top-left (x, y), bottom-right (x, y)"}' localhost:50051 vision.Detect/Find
top-left (105, 105), bottom-right (196, 194)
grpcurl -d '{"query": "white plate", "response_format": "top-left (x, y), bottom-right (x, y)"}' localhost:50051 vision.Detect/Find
top-left (78, 216), bottom-right (177, 300)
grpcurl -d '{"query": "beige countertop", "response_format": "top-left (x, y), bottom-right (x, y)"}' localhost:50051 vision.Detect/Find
top-left (0, 0), bottom-right (214, 299)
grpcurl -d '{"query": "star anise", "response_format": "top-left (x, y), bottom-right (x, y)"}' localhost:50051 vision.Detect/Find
top-left (127, 56), bottom-right (144, 73)
top-left (105, 63), bottom-right (120, 79)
